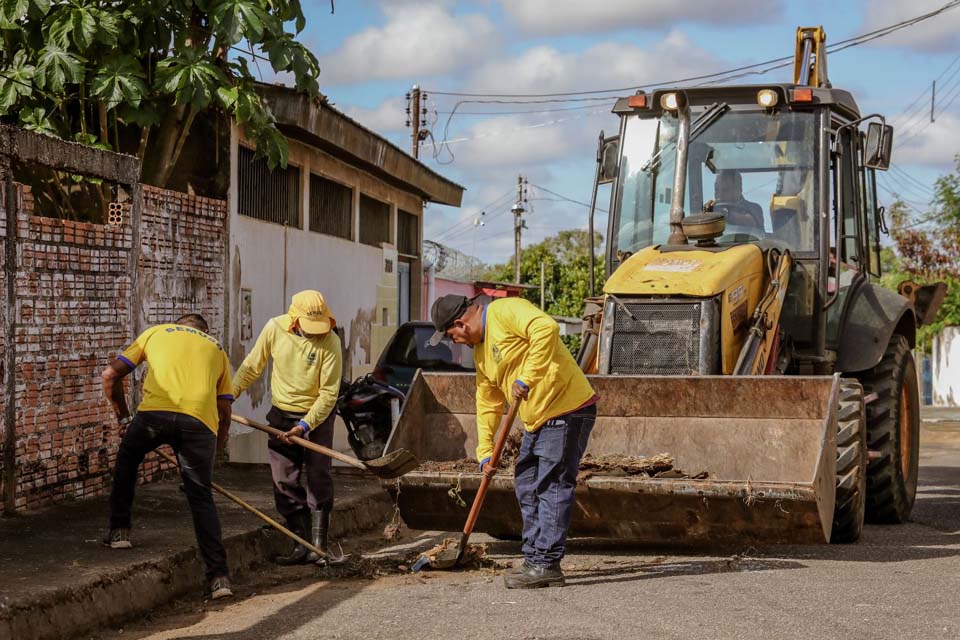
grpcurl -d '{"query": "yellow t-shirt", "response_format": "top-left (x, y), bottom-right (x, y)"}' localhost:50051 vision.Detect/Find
top-left (473, 298), bottom-right (596, 462)
top-left (232, 314), bottom-right (342, 430)
top-left (119, 324), bottom-right (234, 434)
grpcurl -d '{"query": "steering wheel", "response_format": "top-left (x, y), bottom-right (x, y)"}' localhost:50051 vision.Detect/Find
top-left (711, 202), bottom-right (763, 239)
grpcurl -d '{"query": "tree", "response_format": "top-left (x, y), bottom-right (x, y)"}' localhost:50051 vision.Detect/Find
top-left (0, 0), bottom-right (320, 188)
top-left (484, 229), bottom-right (604, 353)
top-left (882, 156), bottom-right (960, 345)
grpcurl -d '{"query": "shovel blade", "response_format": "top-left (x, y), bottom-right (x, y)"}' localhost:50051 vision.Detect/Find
top-left (364, 449), bottom-right (420, 479)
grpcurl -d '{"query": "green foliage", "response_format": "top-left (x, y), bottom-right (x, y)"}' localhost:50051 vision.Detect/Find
top-left (484, 229), bottom-right (604, 353)
top-left (0, 0), bottom-right (321, 182)
top-left (883, 156), bottom-right (960, 346)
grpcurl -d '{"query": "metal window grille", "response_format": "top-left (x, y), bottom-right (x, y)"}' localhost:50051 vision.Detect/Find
top-left (397, 209), bottom-right (419, 256)
top-left (359, 194), bottom-right (391, 247)
top-left (309, 173), bottom-right (353, 239)
top-left (237, 146), bottom-right (300, 226)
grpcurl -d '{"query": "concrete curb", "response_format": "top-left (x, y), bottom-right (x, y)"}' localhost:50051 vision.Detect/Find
top-left (0, 491), bottom-right (394, 640)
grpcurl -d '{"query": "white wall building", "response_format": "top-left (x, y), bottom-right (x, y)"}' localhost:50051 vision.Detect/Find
top-left (931, 326), bottom-right (960, 407)
top-left (228, 85), bottom-right (463, 462)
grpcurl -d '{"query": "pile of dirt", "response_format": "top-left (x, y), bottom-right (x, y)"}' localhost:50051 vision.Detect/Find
top-left (420, 452), bottom-right (709, 481)
top-left (409, 537), bottom-right (490, 570)
top-left (577, 453), bottom-right (708, 481)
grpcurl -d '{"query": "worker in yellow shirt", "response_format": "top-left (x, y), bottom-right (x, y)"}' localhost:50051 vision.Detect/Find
top-left (101, 313), bottom-right (234, 600)
top-left (233, 290), bottom-right (343, 566)
top-left (429, 294), bottom-right (598, 589)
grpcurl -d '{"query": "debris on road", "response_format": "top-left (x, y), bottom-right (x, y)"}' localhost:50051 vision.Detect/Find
top-left (412, 537), bottom-right (489, 570)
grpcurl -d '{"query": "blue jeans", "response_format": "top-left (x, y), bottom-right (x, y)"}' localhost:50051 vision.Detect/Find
top-left (513, 404), bottom-right (596, 566)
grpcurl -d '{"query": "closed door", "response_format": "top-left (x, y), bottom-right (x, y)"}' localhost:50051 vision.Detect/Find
top-left (398, 261), bottom-right (410, 325)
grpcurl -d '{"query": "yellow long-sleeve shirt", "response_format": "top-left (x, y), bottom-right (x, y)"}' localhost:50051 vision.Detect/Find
top-left (233, 314), bottom-right (342, 430)
top-left (474, 297), bottom-right (595, 462)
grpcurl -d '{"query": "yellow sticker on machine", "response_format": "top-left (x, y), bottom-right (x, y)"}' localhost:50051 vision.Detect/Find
top-left (642, 258), bottom-right (702, 273)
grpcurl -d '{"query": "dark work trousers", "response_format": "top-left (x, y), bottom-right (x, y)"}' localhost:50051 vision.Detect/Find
top-left (513, 404), bottom-right (597, 567)
top-left (266, 406), bottom-right (336, 519)
top-left (109, 410), bottom-right (229, 580)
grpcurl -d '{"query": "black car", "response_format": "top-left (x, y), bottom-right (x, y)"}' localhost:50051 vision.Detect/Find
top-left (371, 321), bottom-right (475, 393)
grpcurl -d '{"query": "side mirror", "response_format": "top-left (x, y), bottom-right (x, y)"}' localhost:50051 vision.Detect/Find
top-left (864, 122), bottom-right (893, 170)
top-left (599, 136), bottom-right (619, 184)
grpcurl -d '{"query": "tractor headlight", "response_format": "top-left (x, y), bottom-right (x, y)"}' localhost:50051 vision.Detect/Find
top-left (757, 89), bottom-right (779, 108)
top-left (660, 92), bottom-right (680, 111)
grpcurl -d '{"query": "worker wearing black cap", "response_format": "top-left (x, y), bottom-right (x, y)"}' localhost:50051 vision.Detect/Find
top-left (429, 294), bottom-right (598, 588)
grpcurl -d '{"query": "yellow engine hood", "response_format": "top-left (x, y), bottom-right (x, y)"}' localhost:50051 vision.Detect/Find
top-left (604, 244), bottom-right (764, 297)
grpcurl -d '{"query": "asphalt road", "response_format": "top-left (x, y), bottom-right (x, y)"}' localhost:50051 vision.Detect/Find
top-left (100, 411), bottom-right (960, 640)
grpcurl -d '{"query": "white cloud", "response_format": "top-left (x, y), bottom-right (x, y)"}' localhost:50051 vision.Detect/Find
top-left (861, 0), bottom-right (960, 52)
top-left (893, 113), bottom-right (960, 168)
top-left (500, 0), bottom-right (782, 35)
top-left (434, 110), bottom-right (615, 169)
top-left (467, 31), bottom-right (721, 95)
top-left (343, 97), bottom-right (408, 134)
top-left (318, 3), bottom-right (497, 86)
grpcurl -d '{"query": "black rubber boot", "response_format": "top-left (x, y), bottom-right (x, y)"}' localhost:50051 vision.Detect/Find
top-left (274, 510), bottom-right (311, 566)
top-left (503, 562), bottom-right (565, 589)
top-left (305, 509), bottom-right (327, 564)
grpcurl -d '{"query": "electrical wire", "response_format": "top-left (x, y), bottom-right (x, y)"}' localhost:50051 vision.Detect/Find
top-left (423, 1), bottom-right (960, 99)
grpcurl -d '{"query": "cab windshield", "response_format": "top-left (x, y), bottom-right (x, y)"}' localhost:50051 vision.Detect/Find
top-left (613, 109), bottom-right (818, 260)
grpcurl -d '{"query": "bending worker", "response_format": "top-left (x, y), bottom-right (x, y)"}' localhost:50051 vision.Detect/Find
top-left (233, 290), bottom-right (343, 566)
top-left (101, 313), bottom-right (234, 600)
top-left (429, 294), bottom-right (598, 589)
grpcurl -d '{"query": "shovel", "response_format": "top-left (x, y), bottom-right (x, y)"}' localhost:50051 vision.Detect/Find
top-left (412, 399), bottom-right (521, 571)
top-left (154, 448), bottom-right (327, 561)
top-left (232, 414), bottom-right (419, 479)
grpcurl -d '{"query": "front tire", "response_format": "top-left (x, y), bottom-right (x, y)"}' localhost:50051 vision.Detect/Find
top-left (831, 379), bottom-right (867, 543)
top-left (856, 335), bottom-right (921, 523)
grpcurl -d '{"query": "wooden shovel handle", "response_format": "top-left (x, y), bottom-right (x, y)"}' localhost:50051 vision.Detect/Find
top-left (461, 400), bottom-right (521, 538)
top-left (154, 448), bottom-right (326, 558)
top-left (231, 413), bottom-right (367, 472)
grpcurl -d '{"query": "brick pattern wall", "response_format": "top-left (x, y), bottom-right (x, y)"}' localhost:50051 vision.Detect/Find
top-left (140, 186), bottom-right (227, 339)
top-left (0, 185), bottom-right (8, 505)
top-left (0, 184), bottom-right (227, 512)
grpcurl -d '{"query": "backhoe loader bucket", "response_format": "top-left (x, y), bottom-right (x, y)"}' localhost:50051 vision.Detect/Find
top-left (385, 372), bottom-right (840, 545)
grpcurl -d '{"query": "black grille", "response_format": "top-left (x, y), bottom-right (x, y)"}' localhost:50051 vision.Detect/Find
top-left (609, 302), bottom-right (702, 375)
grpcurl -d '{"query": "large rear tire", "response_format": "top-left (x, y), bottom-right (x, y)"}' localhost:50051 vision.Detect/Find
top-left (856, 335), bottom-right (921, 523)
top-left (831, 379), bottom-right (867, 543)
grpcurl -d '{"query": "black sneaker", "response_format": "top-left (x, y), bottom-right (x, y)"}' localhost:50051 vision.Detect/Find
top-left (503, 562), bottom-right (564, 589)
top-left (209, 576), bottom-right (233, 600)
top-left (102, 528), bottom-right (132, 549)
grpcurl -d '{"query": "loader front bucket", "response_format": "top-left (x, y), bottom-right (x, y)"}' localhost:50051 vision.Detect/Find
top-left (386, 372), bottom-right (840, 545)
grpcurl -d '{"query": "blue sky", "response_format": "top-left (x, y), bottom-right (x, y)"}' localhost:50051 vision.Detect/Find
top-left (291, 0), bottom-right (960, 265)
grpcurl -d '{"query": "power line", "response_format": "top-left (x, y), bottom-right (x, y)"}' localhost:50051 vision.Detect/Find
top-left (527, 183), bottom-right (609, 213)
top-left (890, 164), bottom-right (936, 194)
top-left (429, 189), bottom-right (516, 243)
top-left (423, 1), bottom-right (960, 100)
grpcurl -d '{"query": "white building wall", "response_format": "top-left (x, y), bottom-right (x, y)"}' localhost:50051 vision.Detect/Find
top-left (931, 326), bottom-right (960, 407)
top-left (227, 124), bottom-right (423, 463)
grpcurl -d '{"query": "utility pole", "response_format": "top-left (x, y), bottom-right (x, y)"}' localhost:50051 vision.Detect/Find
top-left (512, 175), bottom-right (526, 284)
top-left (540, 259), bottom-right (546, 309)
top-left (406, 85), bottom-right (429, 159)
top-left (931, 80), bottom-right (937, 123)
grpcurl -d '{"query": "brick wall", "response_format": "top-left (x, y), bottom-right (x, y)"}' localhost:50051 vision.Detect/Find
top-left (0, 183), bottom-right (227, 512)
top-left (140, 186), bottom-right (227, 336)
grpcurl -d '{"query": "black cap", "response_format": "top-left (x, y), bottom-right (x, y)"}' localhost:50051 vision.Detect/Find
top-left (428, 294), bottom-right (471, 346)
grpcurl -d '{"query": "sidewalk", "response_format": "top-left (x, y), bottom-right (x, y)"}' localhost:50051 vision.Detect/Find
top-left (0, 465), bottom-right (394, 640)
top-left (922, 405), bottom-right (960, 423)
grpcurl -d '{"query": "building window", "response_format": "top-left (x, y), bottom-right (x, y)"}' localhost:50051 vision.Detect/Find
top-left (359, 194), bottom-right (391, 247)
top-left (397, 209), bottom-right (419, 257)
top-left (238, 146), bottom-right (300, 226)
top-left (309, 173), bottom-right (353, 240)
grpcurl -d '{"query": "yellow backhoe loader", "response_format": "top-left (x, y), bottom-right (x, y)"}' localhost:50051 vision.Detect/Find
top-left (385, 27), bottom-right (946, 544)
